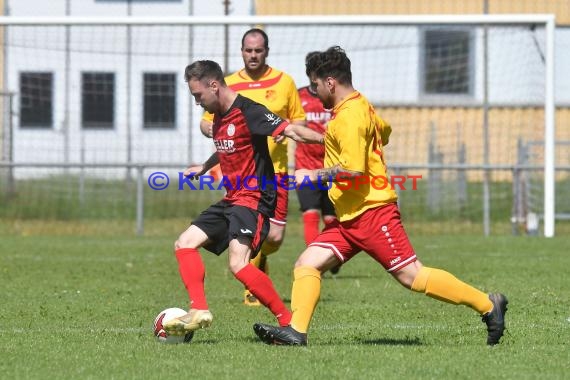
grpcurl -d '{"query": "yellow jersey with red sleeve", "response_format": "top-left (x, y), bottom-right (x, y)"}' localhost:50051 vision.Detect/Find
top-left (202, 66), bottom-right (305, 174)
top-left (324, 91), bottom-right (397, 222)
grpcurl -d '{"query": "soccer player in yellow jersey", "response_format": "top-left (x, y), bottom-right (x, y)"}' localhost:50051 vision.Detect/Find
top-left (201, 29), bottom-right (306, 306)
top-left (253, 46), bottom-right (508, 346)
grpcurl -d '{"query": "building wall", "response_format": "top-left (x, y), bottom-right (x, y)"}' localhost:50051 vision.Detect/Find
top-left (0, 0), bottom-right (4, 162)
top-left (4, 0), bottom-right (252, 172)
top-left (380, 107), bottom-right (570, 180)
top-left (253, 0), bottom-right (570, 180)
top-left (2, 0), bottom-right (567, 179)
top-left (254, 0), bottom-right (570, 25)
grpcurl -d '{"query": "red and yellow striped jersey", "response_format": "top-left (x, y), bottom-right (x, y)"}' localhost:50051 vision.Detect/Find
top-left (324, 91), bottom-right (396, 221)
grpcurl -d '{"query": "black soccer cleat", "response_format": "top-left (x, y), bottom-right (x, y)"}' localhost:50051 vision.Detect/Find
top-left (482, 293), bottom-right (508, 346)
top-left (253, 323), bottom-right (275, 344)
top-left (330, 264), bottom-right (341, 275)
top-left (253, 323), bottom-right (307, 346)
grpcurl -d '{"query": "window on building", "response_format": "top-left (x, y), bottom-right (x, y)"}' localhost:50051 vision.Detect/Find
top-left (143, 73), bottom-right (176, 129)
top-left (422, 29), bottom-right (473, 96)
top-left (82, 72), bottom-right (115, 129)
top-left (20, 72), bottom-right (53, 128)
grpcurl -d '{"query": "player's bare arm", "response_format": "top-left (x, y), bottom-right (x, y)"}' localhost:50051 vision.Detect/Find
top-left (200, 119), bottom-right (214, 138)
top-left (183, 153), bottom-right (220, 179)
top-left (281, 123), bottom-right (323, 144)
top-left (274, 120), bottom-right (305, 143)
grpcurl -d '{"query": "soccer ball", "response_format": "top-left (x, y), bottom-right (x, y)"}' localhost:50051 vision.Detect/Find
top-left (153, 307), bottom-right (194, 344)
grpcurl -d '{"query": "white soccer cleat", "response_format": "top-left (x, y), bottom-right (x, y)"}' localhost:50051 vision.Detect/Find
top-left (162, 308), bottom-right (213, 336)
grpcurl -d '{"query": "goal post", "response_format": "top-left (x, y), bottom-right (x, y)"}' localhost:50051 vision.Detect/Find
top-left (0, 15), bottom-right (557, 236)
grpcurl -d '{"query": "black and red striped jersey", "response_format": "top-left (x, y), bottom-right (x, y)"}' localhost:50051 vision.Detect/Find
top-left (212, 94), bottom-right (289, 216)
top-left (295, 86), bottom-right (331, 170)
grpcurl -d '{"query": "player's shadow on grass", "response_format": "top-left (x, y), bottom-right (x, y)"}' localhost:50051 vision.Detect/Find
top-left (244, 336), bottom-right (422, 346)
top-left (358, 336), bottom-right (423, 346)
top-left (191, 339), bottom-right (219, 345)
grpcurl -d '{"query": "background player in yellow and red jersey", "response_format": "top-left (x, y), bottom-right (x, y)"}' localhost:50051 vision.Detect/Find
top-left (253, 46), bottom-right (508, 347)
top-left (295, 52), bottom-right (339, 274)
top-left (201, 29), bottom-right (306, 306)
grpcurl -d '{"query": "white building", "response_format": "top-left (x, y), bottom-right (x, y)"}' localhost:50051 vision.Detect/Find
top-left (2, 0), bottom-right (568, 172)
top-left (3, 0), bottom-right (253, 170)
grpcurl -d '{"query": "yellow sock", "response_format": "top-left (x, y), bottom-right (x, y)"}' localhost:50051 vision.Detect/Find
top-left (249, 241), bottom-right (280, 273)
top-left (250, 252), bottom-right (264, 269)
top-left (411, 266), bottom-right (493, 315)
top-left (290, 266), bottom-right (321, 333)
top-left (260, 240), bottom-right (280, 256)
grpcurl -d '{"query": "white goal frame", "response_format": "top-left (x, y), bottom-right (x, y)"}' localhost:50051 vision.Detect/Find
top-left (0, 14), bottom-right (556, 237)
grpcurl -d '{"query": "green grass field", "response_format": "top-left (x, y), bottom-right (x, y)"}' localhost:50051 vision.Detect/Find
top-left (1, 225), bottom-right (569, 379)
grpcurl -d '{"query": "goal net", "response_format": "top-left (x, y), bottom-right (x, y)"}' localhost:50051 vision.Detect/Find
top-left (0, 15), bottom-right (558, 236)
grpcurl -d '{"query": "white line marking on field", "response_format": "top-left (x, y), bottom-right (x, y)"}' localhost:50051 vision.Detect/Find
top-left (2, 327), bottom-right (148, 334)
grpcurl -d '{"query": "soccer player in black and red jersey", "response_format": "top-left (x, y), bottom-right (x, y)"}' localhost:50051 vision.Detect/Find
top-left (163, 60), bottom-right (323, 337)
top-left (202, 29), bottom-right (306, 306)
top-left (295, 52), bottom-right (339, 274)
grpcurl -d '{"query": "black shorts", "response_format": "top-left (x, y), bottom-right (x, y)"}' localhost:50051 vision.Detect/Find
top-left (192, 200), bottom-right (269, 256)
top-left (296, 187), bottom-right (336, 216)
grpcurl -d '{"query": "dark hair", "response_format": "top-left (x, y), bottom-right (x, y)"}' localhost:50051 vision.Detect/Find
top-left (184, 60), bottom-right (226, 85)
top-left (305, 51), bottom-right (320, 65)
top-left (305, 46), bottom-right (352, 85)
top-left (241, 28), bottom-right (269, 50)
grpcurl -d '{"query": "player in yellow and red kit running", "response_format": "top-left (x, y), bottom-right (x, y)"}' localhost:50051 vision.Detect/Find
top-left (253, 46), bottom-right (508, 347)
top-left (201, 29), bottom-right (306, 306)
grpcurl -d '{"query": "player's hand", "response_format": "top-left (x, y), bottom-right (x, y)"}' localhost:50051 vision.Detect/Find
top-left (200, 120), bottom-right (213, 138)
top-left (183, 165), bottom-right (206, 179)
top-left (294, 169), bottom-right (317, 187)
top-left (273, 134), bottom-right (286, 144)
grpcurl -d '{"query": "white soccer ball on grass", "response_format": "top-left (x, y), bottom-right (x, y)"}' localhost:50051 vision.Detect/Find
top-left (153, 307), bottom-right (194, 344)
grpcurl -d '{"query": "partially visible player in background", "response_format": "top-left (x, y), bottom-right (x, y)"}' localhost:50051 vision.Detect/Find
top-left (201, 28), bottom-right (306, 306)
top-left (295, 52), bottom-right (339, 274)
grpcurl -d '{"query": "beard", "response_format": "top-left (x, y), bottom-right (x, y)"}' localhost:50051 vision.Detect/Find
top-left (247, 60), bottom-right (260, 69)
top-left (321, 96), bottom-right (333, 109)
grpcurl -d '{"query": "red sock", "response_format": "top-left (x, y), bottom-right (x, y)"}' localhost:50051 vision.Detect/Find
top-left (235, 264), bottom-right (292, 326)
top-left (175, 248), bottom-right (208, 310)
top-left (303, 211), bottom-right (320, 246)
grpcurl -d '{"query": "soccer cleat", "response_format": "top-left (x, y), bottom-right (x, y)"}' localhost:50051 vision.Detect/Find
top-left (253, 323), bottom-right (307, 346)
top-left (482, 293), bottom-right (508, 345)
top-left (243, 289), bottom-right (262, 306)
top-left (330, 264), bottom-right (341, 275)
top-left (162, 308), bottom-right (213, 336)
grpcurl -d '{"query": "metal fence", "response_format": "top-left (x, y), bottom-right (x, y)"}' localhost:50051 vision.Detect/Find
top-left (3, 161), bottom-right (569, 236)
